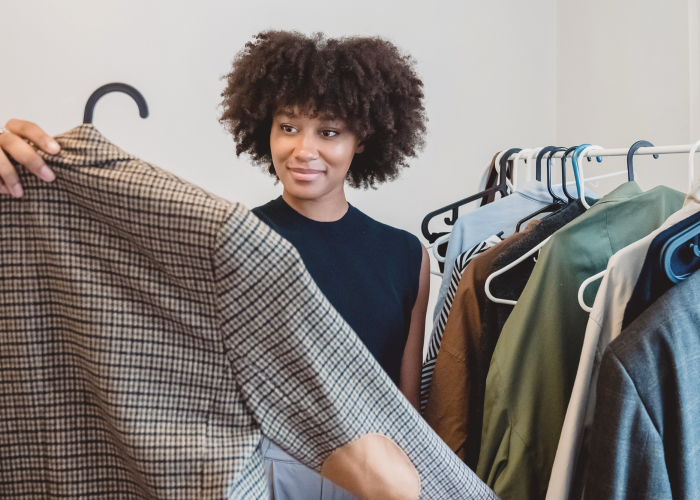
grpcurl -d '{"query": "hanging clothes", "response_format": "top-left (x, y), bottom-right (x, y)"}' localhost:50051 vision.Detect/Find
top-left (584, 271), bottom-right (700, 500)
top-left (473, 199), bottom-right (592, 462)
top-left (477, 182), bottom-right (684, 500)
top-left (432, 179), bottom-right (568, 324)
top-left (421, 234), bottom-right (505, 411)
top-left (548, 186), bottom-right (700, 500)
top-left (423, 221), bottom-right (539, 465)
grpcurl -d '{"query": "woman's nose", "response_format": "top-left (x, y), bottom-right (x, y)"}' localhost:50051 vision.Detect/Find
top-left (293, 134), bottom-right (319, 162)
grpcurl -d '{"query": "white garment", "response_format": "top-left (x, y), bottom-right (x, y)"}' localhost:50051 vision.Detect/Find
top-left (546, 184), bottom-right (700, 500)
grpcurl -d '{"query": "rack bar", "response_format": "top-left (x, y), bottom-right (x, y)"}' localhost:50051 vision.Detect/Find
top-left (505, 144), bottom-right (699, 162)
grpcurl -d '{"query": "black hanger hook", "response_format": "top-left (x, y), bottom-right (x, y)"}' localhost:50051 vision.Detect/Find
top-left (536, 146), bottom-right (566, 204)
top-left (499, 147), bottom-right (522, 188)
top-left (626, 140), bottom-right (659, 181)
top-left (84, 83), bottom-right (149, 124)
top-left (561, 146), bottom-right (578, 202)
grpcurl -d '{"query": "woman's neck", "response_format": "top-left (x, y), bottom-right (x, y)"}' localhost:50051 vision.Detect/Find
top-left (282, 189), bottom-right (349, 222)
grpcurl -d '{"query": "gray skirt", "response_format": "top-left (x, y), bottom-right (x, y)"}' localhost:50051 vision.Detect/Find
top-left (261, 438), bottom-right (359, 500)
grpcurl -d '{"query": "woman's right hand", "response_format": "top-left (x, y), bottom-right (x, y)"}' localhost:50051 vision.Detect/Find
top-left (0, 119), bottom-right (60, 197)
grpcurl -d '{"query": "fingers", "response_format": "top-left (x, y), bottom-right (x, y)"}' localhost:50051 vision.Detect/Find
top-left (0, 130), bottom-right (56, 185)
top-left (5, 119), bottom-right (60, 154)
top-left (0, 149), bottom-right (23, 197)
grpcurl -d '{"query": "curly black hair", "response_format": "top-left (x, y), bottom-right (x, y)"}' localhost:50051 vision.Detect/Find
top-left (219, 31), bottom-right (427, 189)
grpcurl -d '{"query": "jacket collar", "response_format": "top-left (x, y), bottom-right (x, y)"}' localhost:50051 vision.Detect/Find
top-left (590, 180), bottom-right (643, 205)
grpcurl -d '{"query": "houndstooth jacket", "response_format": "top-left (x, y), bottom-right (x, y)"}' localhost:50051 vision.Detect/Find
top-left (0, 124), bottom-right (496, 500)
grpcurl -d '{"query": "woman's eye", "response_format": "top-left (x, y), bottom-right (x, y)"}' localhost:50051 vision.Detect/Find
top-left (321, 130), bottom-right (338, 137)
top-left (282, 125), bottom-right (297, 133)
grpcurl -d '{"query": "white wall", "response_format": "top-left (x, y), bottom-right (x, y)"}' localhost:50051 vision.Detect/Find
top-left (0, 0), bottom-right (558, 343)
top-left (555, 0), bottom-right (700, 194)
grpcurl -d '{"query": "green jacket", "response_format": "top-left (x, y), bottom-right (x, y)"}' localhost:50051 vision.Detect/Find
top-left (476, 182), bottom-right (684, 500)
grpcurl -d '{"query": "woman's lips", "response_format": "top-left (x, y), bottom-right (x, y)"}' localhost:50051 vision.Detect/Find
top-left (288, 168), bottom-right (324, 181)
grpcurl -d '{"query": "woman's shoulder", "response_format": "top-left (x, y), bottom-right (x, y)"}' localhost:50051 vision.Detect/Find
top-left (352, 206), bottom-right (422, 255)
top-left (250, 197), bottom-right (287, 229)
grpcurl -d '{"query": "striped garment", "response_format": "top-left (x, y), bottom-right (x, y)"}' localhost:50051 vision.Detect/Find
top-left (0, 124), bottom-right (497, 500)
top-left (421, 235), bottom-right (504, 413)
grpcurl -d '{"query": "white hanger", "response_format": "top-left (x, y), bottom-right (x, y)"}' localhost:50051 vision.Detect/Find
top-left (429, 233), bottom-right (452, 263)
top-left (689, 138), bottom-right (700, 198)
top-left (577, 270), bottom-right (606, 312)
top-left (512, 149), bottom-right (533, 191)
top-left (576, 145), bottom-right (604, 209)
top-left (484, 236), bottom-right (551, 305)
top-left (524, 147), bottom-right (544, 183)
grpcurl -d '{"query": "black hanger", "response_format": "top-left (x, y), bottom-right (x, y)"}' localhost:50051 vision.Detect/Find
top-left (421, 148), bottom-right (519, 243)
top-left (84, 83), bottom-right (149, 124)
top-left (661, 219), bottom-right (700, 283)
top-left (626, 140), bottom-right (659, 181)
top-left (536, 146), bottom-right (567, 204)
top-left (515, 147), bottom-right (567, 231)
top-left (560, 146), bottom-right (579, 203)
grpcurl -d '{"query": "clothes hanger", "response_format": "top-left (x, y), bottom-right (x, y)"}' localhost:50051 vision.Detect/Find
top-left (421, 148), bottom-right (518, 243)
top-left (577, 141), bottom-right (660, 311)
top-left (484, 149), bottom-right (514, 203)
top-left (524, 147), bottom-right (544, 183)
top-left (485, 235), bottom-right (552, 305)
top-left (536, 146), bottom-right (567, 203)
top-left (577, 270), bottom-right (606, 312)
top-left (514, 147), bottom-right (566, 232)
top-left (487, 145), bottom-right (606, 305)
top-left (84, 83), bottom-right (149, 124)
top-left (688, 138), bottom-right (700, 197)
top-left (489, 145), bottom-right (600, 306)
top-left (626, 140), bottom-right (659, 181)
top-left (511, 149), bottom-right (532, 191)
top-left (574, 145), bottom-right (604, 209)
top-left (660, 219), bottom-right (700, 283)
top-left (560, 146), bottom-right (579, 202)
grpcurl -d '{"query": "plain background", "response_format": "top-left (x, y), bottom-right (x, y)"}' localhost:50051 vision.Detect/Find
top-left (2, 0), bottom-right (699, 352)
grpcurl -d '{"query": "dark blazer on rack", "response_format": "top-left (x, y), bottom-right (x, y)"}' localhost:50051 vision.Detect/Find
top-left (584, 269), bottom-right (700, 500)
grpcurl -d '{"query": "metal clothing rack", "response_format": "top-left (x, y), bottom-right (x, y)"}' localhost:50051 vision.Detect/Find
top-left (507, 142), bottom-right (700, 191)
top-left (429, 140), bottom-right (700, 279)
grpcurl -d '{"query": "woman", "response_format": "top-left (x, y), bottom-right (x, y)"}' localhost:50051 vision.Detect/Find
top-left (0, 31), bottom-right (430, 499)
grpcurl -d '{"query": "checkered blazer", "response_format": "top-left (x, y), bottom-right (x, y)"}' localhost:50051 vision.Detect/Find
top-left (0, 124), bottom-right (496, 499)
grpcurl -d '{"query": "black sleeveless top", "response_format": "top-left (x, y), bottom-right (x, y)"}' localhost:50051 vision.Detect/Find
top-left (252, 197), bottom-right (422, 385)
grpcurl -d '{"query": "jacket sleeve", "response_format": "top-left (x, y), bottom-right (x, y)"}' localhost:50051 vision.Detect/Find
top-left (583, 348), bottom-right (671, 500)
top-left (214, 206), bottom-right (498, 500)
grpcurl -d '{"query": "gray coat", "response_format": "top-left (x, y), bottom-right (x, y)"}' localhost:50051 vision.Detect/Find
top-left (584, 268), bottom-right (700, 499)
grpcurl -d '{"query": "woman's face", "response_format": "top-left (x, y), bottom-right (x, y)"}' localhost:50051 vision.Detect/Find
top-left (270, 108), bottom-right (364, 201)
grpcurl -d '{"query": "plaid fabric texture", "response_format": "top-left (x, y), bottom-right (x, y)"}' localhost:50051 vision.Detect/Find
top-left (420, 235), bottom-right (503, 412)
top-left (0, 125), bottom-right (496, 500)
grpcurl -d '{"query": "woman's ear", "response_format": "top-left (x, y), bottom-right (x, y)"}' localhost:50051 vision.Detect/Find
top-left (355, 141), bottom-right (365, 154)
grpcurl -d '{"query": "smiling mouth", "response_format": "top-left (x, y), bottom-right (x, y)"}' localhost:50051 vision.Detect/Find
top-left (288, 168), bottom-right (324, 181)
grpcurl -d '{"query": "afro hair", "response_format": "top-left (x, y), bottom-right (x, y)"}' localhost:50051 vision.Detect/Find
top-left (219, 30), bottom-right (427, 189)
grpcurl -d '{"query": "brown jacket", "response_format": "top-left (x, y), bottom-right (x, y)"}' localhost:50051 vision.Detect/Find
top-left (424, 221), bottom-right (540, 466)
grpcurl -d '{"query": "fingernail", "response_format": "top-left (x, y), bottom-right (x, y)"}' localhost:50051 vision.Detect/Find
top-left (11, 184), bottom-right (23, 198)
top-left (38, 166), bottom-right (56, 182)
top-left (48, 140), bottom-right (60, 153)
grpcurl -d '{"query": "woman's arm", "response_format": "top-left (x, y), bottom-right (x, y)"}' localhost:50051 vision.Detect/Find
top-left (0, 119), bottom-right (59, 197)
top-left (399, 243), bottom-right (430, 411)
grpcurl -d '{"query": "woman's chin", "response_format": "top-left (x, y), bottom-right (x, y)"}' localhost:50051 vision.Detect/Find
top-left (283, 183), bottom-right (327, 201)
